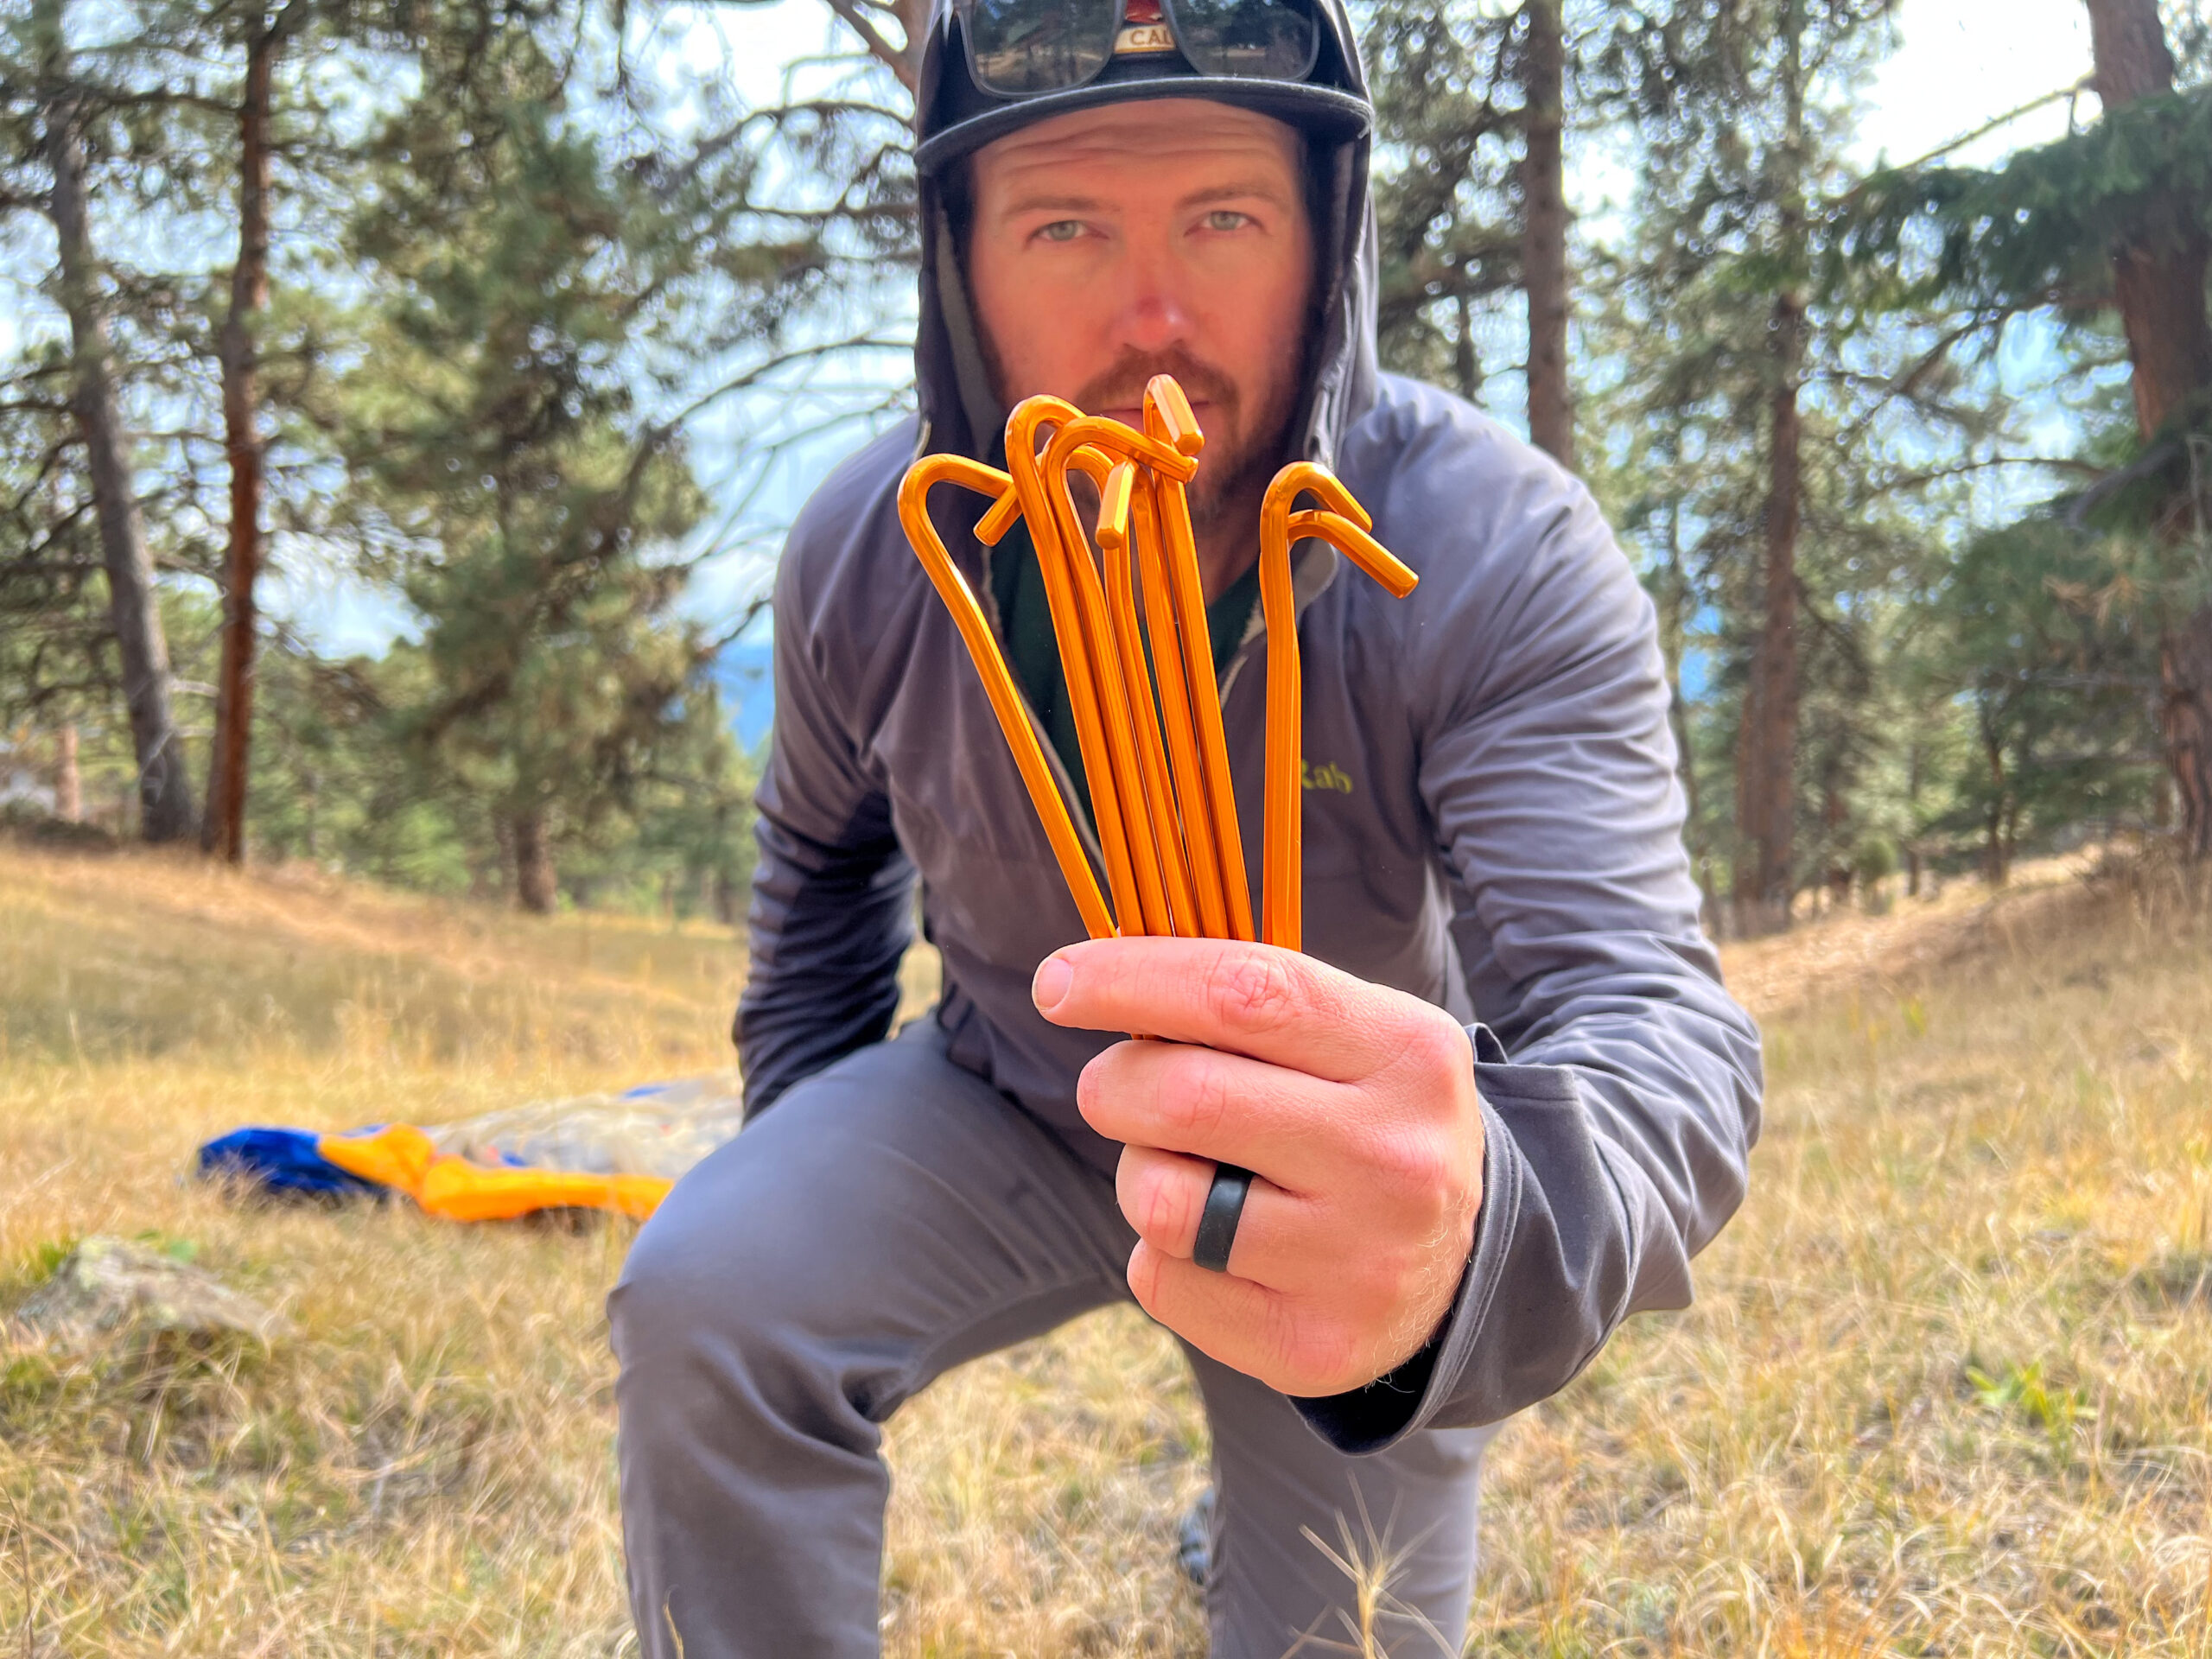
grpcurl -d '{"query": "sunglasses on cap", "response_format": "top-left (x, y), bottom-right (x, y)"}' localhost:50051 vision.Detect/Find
top-left (957, 0), bottom-right (1321, 99)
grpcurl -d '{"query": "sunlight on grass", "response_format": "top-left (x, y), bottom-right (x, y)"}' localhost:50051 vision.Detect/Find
top-left (2, 837), bottom-right (2209, 1655)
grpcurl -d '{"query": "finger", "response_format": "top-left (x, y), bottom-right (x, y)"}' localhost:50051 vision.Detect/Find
top-left (1081, 1037), bottom-right (1352, 1192)
top-left (1033, 936), bottom-right (1414, 1081)
top-left (1115, 1142), bottom-right (1313, 1287)
top-left (1124, 1243), bottom-right (1373, 1398)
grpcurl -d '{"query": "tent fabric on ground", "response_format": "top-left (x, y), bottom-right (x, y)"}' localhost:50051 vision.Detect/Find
top-left (196, 1077), bottom-right (744, 1222)
top-left (198, 1127), bottom-right (389, 1199)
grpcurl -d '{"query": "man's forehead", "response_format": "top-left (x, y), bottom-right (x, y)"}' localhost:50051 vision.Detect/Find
top-left (970, 100), bottom-right (1302, 194)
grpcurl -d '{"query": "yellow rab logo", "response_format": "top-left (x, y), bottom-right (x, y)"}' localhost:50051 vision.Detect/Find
top-left (1301, 760), bottom-right (1353, 795)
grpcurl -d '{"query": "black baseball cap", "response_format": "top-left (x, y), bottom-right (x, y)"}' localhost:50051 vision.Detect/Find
top-left (912, 0), bottom-right (1371, 176)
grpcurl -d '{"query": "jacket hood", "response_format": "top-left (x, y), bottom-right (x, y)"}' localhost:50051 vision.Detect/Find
top-left (909, 0), bottom-right (1380, 474)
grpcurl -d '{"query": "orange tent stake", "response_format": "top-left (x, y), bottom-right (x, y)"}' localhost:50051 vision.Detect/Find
top-left (1002, 397), bottom-right (1147, 935)
top-left (1129, 474), bottom-right (1230, 939)
top-left (897, 454), bottom-right (1116, 940)
top-left (1038, 416), bottom-right (1198, 937)
top-left (1257, 465), bottom-right (1420, 952)
top-left (1286, 507), bottom-right (1418, 598)
top-left (896, 380), bottom-right (1413, 960)
top-left (1143, 377), bottom-right (1256, 942)
top-left (1091, 455), bottom-right (1201, 938)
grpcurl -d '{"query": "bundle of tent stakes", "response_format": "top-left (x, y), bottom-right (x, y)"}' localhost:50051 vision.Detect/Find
top-left (899, 373), bottom-right (1417, 953)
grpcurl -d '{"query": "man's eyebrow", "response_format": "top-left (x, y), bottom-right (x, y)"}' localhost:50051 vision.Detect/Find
top-left (995, 178), bottom-right (1295, 217)
top-left (998, 192), bottom-right (1110, 216)
top-left (1177, 180), bottom-right (1295, 210)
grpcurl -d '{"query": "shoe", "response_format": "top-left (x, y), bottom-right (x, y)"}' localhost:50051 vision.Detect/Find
top-left (1176, 1487), bottom-right (1216, 1588)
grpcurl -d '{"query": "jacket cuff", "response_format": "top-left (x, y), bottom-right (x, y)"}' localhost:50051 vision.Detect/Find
top-left (1293, 1024), bottom-right (1638, 1454)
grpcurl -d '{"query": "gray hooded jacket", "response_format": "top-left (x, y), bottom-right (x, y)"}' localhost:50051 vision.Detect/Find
top-left (737, 0), bottom-right (1762, 1452)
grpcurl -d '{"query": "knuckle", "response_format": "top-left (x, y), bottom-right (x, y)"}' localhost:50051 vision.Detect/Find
top-left (1398, 1006), bottom-right (1472, 1085)
top-left (1206, 949), bottom-right (1302, 1039)
top-left (1366, 1125), bottom-right (1452, 1206)
top-left (1160, 1047), bottom-right (1234, 1143)
top-left (1076, 1053), bottom-right (1108, 1118)
top-left (1285, 1318), bottom-right (1365, 1396)
top-left (1362, 1238), bottom-right (1432, 1310)
top-left (1136, 1162), bottom-right (1199, 1249)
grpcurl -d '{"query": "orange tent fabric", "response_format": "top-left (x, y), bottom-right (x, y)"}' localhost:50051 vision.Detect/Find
top-left (319, 1125), bottom-right (674, 1222)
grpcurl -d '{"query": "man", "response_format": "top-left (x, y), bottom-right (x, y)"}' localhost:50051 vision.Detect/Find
top-left (611, 0), bottom-right (1762, 1650)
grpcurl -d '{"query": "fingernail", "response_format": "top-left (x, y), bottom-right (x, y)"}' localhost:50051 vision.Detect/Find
top-left (1033, 956), bottom-right (1073, 1012)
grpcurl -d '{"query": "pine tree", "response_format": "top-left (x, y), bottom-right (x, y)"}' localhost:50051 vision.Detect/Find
top-left (7, 0), bottom-right (200, 841)
top-left (338, 17), bottom-right (723, 911)
top-left (1847, 0), bottom-right (2212, 852)
top-left (1363, 0), bottom-right (1522, 401)
top-left (1611, 0), bottom-right (1897, 930)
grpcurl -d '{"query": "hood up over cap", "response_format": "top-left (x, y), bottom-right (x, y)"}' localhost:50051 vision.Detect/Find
top-left (908, 0), bottom-right (1381, 474)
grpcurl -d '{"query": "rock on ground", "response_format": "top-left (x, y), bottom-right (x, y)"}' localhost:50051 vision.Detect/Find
top-left (10, 1235), bottom-right (287, 1349)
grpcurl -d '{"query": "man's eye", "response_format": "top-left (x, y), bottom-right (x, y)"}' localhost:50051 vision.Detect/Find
top-left (1203, 210), bottom-right (1252, 232)
top-left (1036, 219), bottom-right (1085, 243)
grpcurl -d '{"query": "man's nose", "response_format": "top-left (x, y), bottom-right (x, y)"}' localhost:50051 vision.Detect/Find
top-left (1111, 252), bottom-right (1196, 354)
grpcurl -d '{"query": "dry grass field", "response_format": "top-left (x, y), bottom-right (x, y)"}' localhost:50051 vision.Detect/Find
top-left (2, 836), bottom-right (2208, 1656)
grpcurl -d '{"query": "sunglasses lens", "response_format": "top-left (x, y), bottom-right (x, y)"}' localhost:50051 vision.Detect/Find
top-left (1169, 0), bottom-right (1318, 78)
top-left (966, 0), bottom-right (1118, 94)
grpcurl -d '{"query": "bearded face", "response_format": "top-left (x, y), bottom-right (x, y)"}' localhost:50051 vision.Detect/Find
top-left (963, 99), bottom-right (1314, 580)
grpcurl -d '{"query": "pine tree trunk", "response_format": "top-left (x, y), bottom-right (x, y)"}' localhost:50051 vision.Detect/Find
top-left (1738, 289), bottom-right (1804, 929)
top-left (1981, 719), bottom-right (2011, 886)
top-left (2083, 0), bottom-right (2212, 855)
top-left (1452, 292), bottom-right (1479, 403)
top-left (39, 8), bottom-right (196, 844)
top-left (512, 810), bottom-right (557, 914)
top-left (1732, 2), bottom-right (1806, 935)
top-left (54, 723), bottom-right (81, 822)
top-left (2161, 609), bottom-right (2212, 854)
top-left (204, 14), bottom-right (275, 863)
top-left (1658, 501), bottom-right (1704, 843)
top-left (1521, 0), bottom-right (1573, 469)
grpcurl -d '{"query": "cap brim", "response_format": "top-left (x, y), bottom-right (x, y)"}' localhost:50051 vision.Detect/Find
top-left (914, 78), bottom-right (1370, 175)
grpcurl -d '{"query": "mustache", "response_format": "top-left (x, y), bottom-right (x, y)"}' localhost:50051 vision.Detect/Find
top-left (1072, 348), bottom-right (1240, 429)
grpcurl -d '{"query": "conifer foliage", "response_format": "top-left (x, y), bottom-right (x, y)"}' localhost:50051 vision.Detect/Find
top-left (2, 0), bottom-right (2209, 930)
top-left (0, 0), bottom-right (891, 912)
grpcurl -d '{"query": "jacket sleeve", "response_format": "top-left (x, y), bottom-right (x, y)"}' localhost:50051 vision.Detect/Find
top-left (735, 525), bottom-right (917, 1117)
top-left (1295, 426), bottom-right (1763, 1453)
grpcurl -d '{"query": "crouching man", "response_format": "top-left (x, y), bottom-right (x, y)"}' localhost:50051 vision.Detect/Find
top-left (610, 0), bottom-right (1762, 1650)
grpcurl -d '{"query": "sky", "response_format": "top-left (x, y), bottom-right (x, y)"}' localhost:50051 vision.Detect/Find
top-left (270, 0), bottom-right (2098, 668)
top-left (713, 0), bottom-right (2095, 168)
top-left (1854, 0), bottom-right (2089, 170)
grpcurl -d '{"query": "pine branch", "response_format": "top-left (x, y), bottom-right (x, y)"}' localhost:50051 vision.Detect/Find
top-left (2065, 436), bottom-right (2185, 530)
top-left (666, 333), bottom-right (912, 430)
top-left (819, 0), bottom-right (913, 90)
top-left (1866, 81), bottom-right (2095, 182)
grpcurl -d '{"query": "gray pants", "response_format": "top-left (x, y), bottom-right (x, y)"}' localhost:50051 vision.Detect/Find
top-left (610, 1022), bottom-right (1492, 1657)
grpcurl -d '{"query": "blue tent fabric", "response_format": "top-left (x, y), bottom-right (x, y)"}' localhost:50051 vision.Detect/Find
top-left (198, 1127), bottom-right (389, 1198)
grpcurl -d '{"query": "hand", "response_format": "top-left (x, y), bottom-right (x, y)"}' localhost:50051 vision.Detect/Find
top-left (1032, 937), bottom-right (1484, 1397)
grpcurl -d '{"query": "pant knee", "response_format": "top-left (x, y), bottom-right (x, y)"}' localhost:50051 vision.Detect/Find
top-left (609, 1198), bottom-right (709, 1376)
top-left (609, 1154), bottom-right (858, 1437)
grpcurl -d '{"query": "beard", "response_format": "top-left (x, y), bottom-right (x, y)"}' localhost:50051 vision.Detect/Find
top-left (1069, 345), bottom-right (1303, 537)
top-left (970, 315), bottom-right (1307, 540)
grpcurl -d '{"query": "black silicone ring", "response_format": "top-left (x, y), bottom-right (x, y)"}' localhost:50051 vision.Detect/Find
top-left (1192, 1163), bottom-right (1253, 1274)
